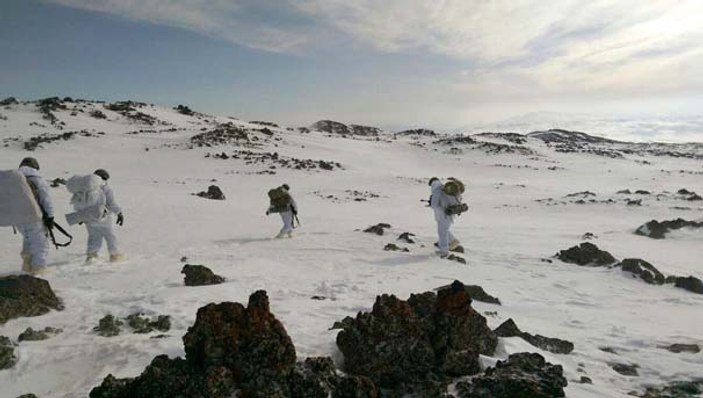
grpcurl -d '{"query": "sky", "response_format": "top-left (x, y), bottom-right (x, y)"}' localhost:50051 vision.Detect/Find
top-left (1, 0), bottom-right (702, 131)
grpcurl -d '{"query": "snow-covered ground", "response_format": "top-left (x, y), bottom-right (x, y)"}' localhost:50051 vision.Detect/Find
top-left (0, 99), bottom-right (702, 397)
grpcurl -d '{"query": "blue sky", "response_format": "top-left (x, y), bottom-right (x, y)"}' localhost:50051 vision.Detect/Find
top-left (1, 0), bottom-right (702, 130)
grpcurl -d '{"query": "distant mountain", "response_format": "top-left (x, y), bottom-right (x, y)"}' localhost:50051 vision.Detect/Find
top-left (527, 129), bottom-right (622, 144)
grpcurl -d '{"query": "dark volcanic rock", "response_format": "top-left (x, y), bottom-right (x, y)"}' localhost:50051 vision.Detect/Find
top-left (455, 352), bottom-right (568, 398)
top-left (635, 218), bottom-right (703, 239)
top-left (0, 336), bottom-right (17, 370)
top-left (0, 275), bottom-right (63, 324)
top-left (0, 97), bottom-right (19, 106)
top-left (397, 232), bottom-right (416, 244)
top-left (126, 313), bottom-right (171, 334)
top-left (94, 315), bottom-right (123, 337)
top-left (435, 283), bottom-right (501, 305)
top-left (335, 280), bottom-right (496, 395)
top-left (445, 254), bottom-right (467, 264)
top-left (194, 185), bottom-right (225, 200)
top-left (611, 362), bottom-right (638, 376)
top-left (18, 326), bottom-right (62, 342)
top-left (288, 357), bottom-right (378, 398)
top-left (182, 291), bottom-right (297, 395)
top-left (494, 319), bottom-right (574, 354)
top-left (363, 223), bottom-right (391, 235)
top-left (16, 394), bottom-right (39, 398)
top-left (181, 264), bottom-right (225, 286)
top-left (637, 380), bottom-right (703, 398)
top-left (661, 343), bottom-right (700, 354)
top-left (311, 120), bottom-right (380, 137)
top-left (90, 110), bottom-right (107, 119)
top-left (670, 276), bottom-right (703, 294)
top-left (383, 243), bottom-right (409, 252)
top-left (556, 242), bottom-right (617, 266)
top-left (174, 104), bottom-right (195, 116)
top-left (617, 258), bottom-right (666, 285)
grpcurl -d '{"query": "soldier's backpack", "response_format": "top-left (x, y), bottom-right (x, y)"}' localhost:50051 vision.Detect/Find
top-left (442, 177), bottom-right (469, 216)
top-left (0, 169), bottom-right (43, 226)
top-left (65, 174), bottom-right (107, 225)
top-left (268, 186), bottom-right (292, 213)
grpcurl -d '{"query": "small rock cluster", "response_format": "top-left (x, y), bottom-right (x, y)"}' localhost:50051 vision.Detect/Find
top-left (311, 120), bottom-right (381, 137)
top-left (190, 123), bottom-right (267, 148)
top-left (556, 243), bottom-right (703, 294)
top-left (194, 185), bottom-right (225, 200)
top-left (0, 275), bottom-right (63, 325)
top-left (363, 223), bottom-right (391, 235)
top-left (94, 313), bottom-right (171, 337)
top-left (0, 336), bottom-right (17, 370)
top-left (181, 264), bottom-right (225, 286)
top-left (21, 130), bottom-right (102, 151)
top-left (209, 150), bottom-right (343, 172)
top-left (18, 326), bottom-right (62, 342)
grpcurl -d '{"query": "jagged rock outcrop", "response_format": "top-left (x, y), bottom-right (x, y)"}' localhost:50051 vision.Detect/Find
top-left (311, 120), bottom-right (380, 137)
top-left (363, 223), bottom-right (391, 236)
top-left (494, 319), bottom-right (574, 354)
top-left (635, 218), bottom-right (703, 239)
top-left (194, 185), bottom-right (225, 200)
top-left (616, 258), bottom-right (666, 285)
top-left (126, 313), bottom-right (171, 334)
top-left (435, 283), bottom-right (501, 305)
top-left (335, 280), bottom-right (496, 396)
top-left (91, 291), bottom-right (377, 398)
top-left (555, 242), bottom-right (617, 266)
top-left (660, 343), bottom-right (700, 354)
top-left (0, 275), bottom-right (63, 324)
top-left (94, 315), bottom-right (123, 337)
top-left (181, 264), bottom-right (225, 286)
top-left (0, 97), bottom-right (19, 106)
top-left (18, 326), bottom-right (62, 342)
top-left (636, 380), bottom-right (703, 398)
top-left (455, 352), bottom-right (568, 398)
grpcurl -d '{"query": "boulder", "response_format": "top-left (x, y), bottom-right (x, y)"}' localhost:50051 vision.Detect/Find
top-left (555, 242), bottom-right (617, 266)
top-left (661, 343), bottom-right (700, 354)
top-left (494, 319), bottom-right (574, 354)
top-left (195, 185), bottom-right (225, 200)
top-left (181, 264), bottom-right (225, 286)
top-left (635, 218), bottom-right (703, 239)
top-left (616, 258), bottom-right (666, 285)
top-left (126, 313), bottom-right (171, 334)
top-left (637, 380), bottom-right (703, 398)
top-left (610, 362), bottom-right (638, 376)
top-left (397, 232), bottom-right (416, 244)
top-left (455, 352), bottom-right (568, 398)
top-left (0, 96), bottom-right (19, 106)
top-left (0, 336), bottom-right (17, 370)
top-left (0, 275), bottom-right (63, 324)
top-left (335, 280), bottom-right (495, 395)
top-left (288, 357), bottom-right (378, 398)
top-left (383, 243), bottom-right (409, 252)
top-left (670, 276), bottom-right (703, 294)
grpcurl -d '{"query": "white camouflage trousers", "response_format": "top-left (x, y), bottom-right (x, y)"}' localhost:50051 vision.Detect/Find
top-left (279, 211), bottom-right (294, 235)
top-left (86, 220), bottom-right (119, 255)
top-left (434, 210), bottom-right (456, 255)
top-left (19, 222), bottom-right (49, 268)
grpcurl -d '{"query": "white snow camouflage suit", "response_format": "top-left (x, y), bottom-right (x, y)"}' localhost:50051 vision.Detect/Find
top-left (17, 165), bottom-right (54, 270)
top-left (430, 179), bottom-right (457, 256)
top-left (85, 183), bottom-right (122, 257)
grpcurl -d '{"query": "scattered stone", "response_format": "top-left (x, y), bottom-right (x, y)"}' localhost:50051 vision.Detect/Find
top-left (181, 264), bottom-right (225, 287)
top-left (616, 258), bottom-right (666, 285)
top-left (617, 189), bottom-right (632, 194)
top-left (126, 313), bottom-right (171, 334)
top-left (0, 275), bottom-right (63, 325)
top-left (383, 243), bottom-right (409, 252)
top-left (90, 110), bottom-right (107, 119)
top-left (310, 296), bottom-right (326, 301)
top-left (335, 280), bottom-right (496, 395)
top-left (635, 190), bottom-right (651, 195)
top-left (565, 191), bottom-right (597, 198)
top-left (18, 326), bottom-right (62, 342)
top-left (22, 130), bottom-right (99, 151)
top-left (94, 315), bottom-right (123, 337)
top-left (210, 149), bottom-right (343, 172)
top-left (494, 319), bottom-right (574, 354)
top-left (582, 232), bottom-right (597, 240)
top-left (579, 376), bottom-right (593, 384)
top-left (627, 199), bottom-right (642, 206)
top-left (396, 128), bottom-right (437, 137)
top-left (611, 362), bottom-right (639, 376)
top-left (599, 347), bottom-right (618, 354)
top-left (637, 380), bottom-right (703, 398)
top-left (150, 334), bottom-right (170, 339)
top-left (190, 123), bottom-right (255, 148)
top-left (363, 223), bottom-right (391, 236)
top-left (311, 120), bottom-right (380, 137)
top-left (435, 282), bottom-right (501, 305)
top-left (660, 343), bottom-right (700, 354)
top-left (397, 232), bottom-right (416, 244)
top-left (635, 218), bottom-right (703, 239)
top-left (455, 352), bottom-right (568, 398)
top-left (555, 242), bottom-right (617, 266)
top-left (446, 254), bottom-right (467, 264)
top-left (0, 336), bottom-right (17, 370)
top-left (194, 185), bottom-right (225, 200)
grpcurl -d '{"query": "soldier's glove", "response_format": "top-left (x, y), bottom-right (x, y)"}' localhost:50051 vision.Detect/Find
top-left (43, 216), bottom-right (54, 230)
top-left (265, 210), bottom-right (270, 216)
top-left (116, 213), bottom-right (124, 226)
top-left (444, 208), bottom-right (452, 216)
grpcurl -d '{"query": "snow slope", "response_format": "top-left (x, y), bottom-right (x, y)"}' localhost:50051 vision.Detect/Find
top-left (0, 99), bottom-right (702, 397)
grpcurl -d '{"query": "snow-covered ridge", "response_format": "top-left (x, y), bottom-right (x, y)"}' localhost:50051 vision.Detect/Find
top-left (0, 95), bottom-right (702, 397)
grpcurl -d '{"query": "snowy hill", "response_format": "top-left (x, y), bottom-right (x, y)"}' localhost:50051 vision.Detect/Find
top-left (1, 97), bottom-right (702, 397)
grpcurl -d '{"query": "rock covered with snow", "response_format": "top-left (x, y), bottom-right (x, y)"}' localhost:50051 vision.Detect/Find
top-left (555, 242), bottom-right (617, 266)
top-left (494, 318), bottom-right (574, 354)
top-left (181, 264), bottom-right (225, 286)
top-left (194, 185), bottom-right (226, 200)
top-left (635, 218), bottom-right (703, 239)
top-left (616, 258), bottom-right (666, 285)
